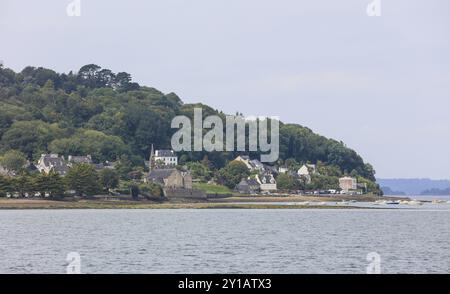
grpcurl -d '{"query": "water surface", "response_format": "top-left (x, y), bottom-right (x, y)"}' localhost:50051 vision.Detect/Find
top-left (0, 209), bottom-right (449, 273)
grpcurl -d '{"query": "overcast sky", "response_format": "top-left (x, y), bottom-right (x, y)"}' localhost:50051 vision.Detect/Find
top-left (1, 0), bottom-right (449, 179)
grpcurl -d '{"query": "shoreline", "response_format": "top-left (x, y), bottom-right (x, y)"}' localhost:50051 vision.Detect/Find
top-left (0, 195), bottom-right (406, 210)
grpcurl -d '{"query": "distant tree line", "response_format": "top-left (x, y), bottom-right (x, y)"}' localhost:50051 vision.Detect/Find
top-left (420, 188), bottom-right (450, 196)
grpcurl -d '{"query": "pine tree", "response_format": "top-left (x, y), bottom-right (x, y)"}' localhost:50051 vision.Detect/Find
top-left (65, 164), bottom-right (101, 197)
top-left (46, 171), bottom-right (65, 197)
top-left (0, 175), bottom-right (13, 197)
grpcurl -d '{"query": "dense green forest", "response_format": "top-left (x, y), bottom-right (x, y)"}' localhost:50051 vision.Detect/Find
top-left (0, 64), bottom-right (377, 185)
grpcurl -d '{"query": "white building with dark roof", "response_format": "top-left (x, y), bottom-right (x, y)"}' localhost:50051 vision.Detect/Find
top-left (256, 173), bottom-right (277, 192)
top-left (278, 166), bottom-right (289, 174)
top-left (153, 149), bottom-right (178, 166)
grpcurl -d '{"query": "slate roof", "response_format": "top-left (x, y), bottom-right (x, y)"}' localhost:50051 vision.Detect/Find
top-left (249, 159), bottom-right (264, 169)
top-left (247, 178), bottom-right (260, 187)
top-left (68, 155), bottom-right (92, 164)
top-left (39, 154), bottom-right (69, 175)
top-left (236, 178), bottom-right (260, 193)
top-left (236, 179), bottom-right (250, 188)
top-left (259, 173), bottom-right (276, 184)
top-left (263, 164), bottom-right (278, 174)
top-left (155, 150), bottom-right (175, 157)
top-left (147, 169), bottom-right (177, 184)
top-left (92, 161), bottom-right (115, 170)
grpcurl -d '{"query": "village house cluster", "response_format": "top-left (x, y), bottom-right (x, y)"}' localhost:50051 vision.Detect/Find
top-left (34, 154), bottom-right (116, 175)
top-left (233, 155), bottom-right (363, 195)
top-left (0, 153), bottom-right (116, 178)
top-left (1, 147), bottom-right (365, 198)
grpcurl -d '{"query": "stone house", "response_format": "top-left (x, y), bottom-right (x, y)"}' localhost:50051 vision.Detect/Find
top-left (36, 154), bottom-right (69, 176)
top-left (146, 168), bottom-right (206, 199)
top-left (146, 169), bottom-right (192, 189)
top-left (236, 178), bottom-right (260, 194)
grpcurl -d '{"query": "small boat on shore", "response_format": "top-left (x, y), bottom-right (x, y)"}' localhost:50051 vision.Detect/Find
top-left (337, 201), bottom-right (350, 205)
top-left (407, 200), bottom-right (423, 206)
top-left (386, 200), bottom-right (400, 205)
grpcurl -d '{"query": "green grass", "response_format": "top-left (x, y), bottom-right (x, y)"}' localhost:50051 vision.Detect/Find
top-left (192, 183), bottom-right (232, 194)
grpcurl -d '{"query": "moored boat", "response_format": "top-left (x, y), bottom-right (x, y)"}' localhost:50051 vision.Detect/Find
top-left (408, 200), bottom-right (423, 205)
top-left (337, 200), bottom-right (349, 205)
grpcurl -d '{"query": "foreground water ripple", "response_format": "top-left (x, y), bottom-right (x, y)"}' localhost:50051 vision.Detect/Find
top-left (0, 209), bottom-right (449, 273)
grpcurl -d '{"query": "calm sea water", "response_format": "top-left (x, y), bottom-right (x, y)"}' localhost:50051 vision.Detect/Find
top-left (0, 209), bottom-right (449, 274)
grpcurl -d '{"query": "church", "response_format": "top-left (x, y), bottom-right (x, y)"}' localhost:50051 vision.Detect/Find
top-left (145, 145), bottom-right (205, 199)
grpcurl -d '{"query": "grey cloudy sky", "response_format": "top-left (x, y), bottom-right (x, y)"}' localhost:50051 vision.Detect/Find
top-left (1, 0), bottom-right (449, 179)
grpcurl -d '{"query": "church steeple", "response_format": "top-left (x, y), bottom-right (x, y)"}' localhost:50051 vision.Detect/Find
top-left (149, 144), bottom-right (155, 171)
